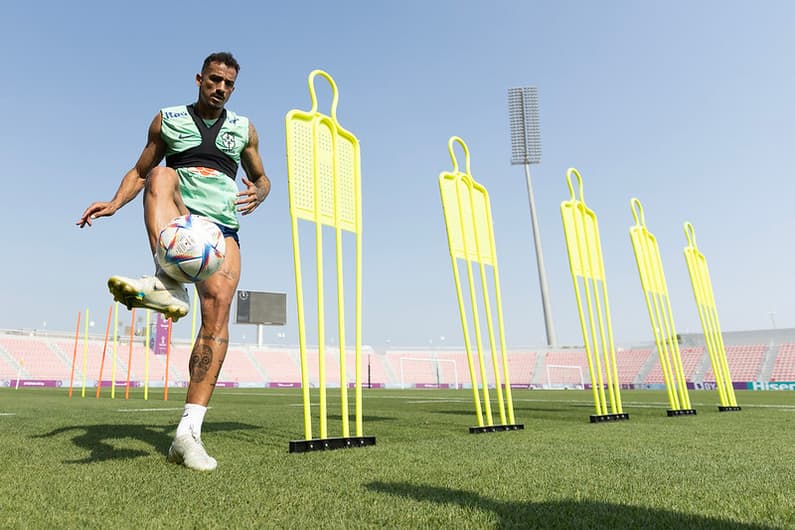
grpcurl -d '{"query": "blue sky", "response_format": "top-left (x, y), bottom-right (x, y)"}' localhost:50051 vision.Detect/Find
top-left (2, 1), bottom-right (793, 348)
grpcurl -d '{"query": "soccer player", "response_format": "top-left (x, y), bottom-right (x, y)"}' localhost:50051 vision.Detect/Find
top-left (77, 52), bottom-right (270, 471)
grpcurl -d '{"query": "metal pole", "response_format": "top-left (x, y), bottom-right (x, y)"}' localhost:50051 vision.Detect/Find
top-left (523, 163), bottom-right (557, 347)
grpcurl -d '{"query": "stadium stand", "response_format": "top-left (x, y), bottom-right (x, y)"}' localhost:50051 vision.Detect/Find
top-left (0, 336), bottom-right (66, 379)
top-left (769, 343), bottom-right (795, 382)
top-left (3, 328), bottom-right (795, 388)
top-left (614, 349), bottom-right (653, 385)
top-left (216, 347), bottom-right (265, 384)
top-left (643, 346), bottom-right (704, 385)
top-left (702, 344), bottom-right (766, 382)
top-left (507, 351), bottom-right (537, 387)
top-left (249, 347), bottom-right (300, 384)
top-left (2, 336), bottom-right (71, 380)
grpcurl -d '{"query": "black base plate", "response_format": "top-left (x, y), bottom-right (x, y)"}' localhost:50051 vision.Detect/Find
top-left (289, 436), bottom-right (376, 453)
top-left (469, 424), bottom-right (525, 434)
top-left (589, 413), bottom-right (630, 423)
top-left (667, 409), bottom-right (697, 417)
top-left (718, 405), bottom-right (742, 412)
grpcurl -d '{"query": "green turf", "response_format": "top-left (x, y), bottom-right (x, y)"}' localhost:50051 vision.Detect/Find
top-left (0, 388), bottom-right (793, 529)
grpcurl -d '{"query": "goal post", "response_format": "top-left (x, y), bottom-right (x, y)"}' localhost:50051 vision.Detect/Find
top-left (545, 364), bottom-right (584, 390)
top-left (399, 357), bottom-right (459, 389)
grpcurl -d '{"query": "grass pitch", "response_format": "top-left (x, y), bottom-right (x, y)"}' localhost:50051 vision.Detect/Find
top-left (0, 388), bottom-right (793, 529)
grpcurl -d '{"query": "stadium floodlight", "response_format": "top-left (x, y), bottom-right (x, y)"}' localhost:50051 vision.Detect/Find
top-left (508, 87), bottom-right (557, 347)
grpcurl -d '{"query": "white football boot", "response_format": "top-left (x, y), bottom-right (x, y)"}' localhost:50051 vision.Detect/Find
top-left (107, 272), bottom-right (190, 322)
top-left (167, 430), bottom-right (218, 471)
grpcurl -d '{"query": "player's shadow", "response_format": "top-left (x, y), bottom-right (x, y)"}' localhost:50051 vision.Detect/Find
top-left (34, 421), bottom-right (259, 464)
top-left (366, 481), bottom-right (777, 530)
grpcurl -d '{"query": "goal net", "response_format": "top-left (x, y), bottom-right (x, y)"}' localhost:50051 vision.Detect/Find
top-left (399, 357), bottom-right (459, 389)
top-left (545, 364), bottom-right (584, 390)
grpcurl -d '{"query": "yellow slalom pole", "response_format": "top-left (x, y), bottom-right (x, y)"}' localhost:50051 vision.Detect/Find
top-left (354, 158), bottom-right (364, 437)
top-left (285, 69), bottom-right (372, 450)
top-left (440, 174), bottom-right (484, 426)
top-left (144, 309), bottom-right (151, 401)
top-left (438, 137), bottom-right (521, 430)
top-left (561, 168), bottom-right (627, 421)
top-left (453, 168), bottom-right (493, 426)
top-left (467, 184), bottom-right (505, 425)
top-left (449, 253), bottom-right (485, 425)
top-left (489, 221), bottom-right (515, 424)
top-left (81, 308), bottom-right (89, 398)
top-left (334, 190), bottom-right (350, 439)
top-left (684, 222), bottom-right (739, 409)
top-left (290, 211), bottom-right (312, 439)
top-left (562, 176), bottom-right (606, 416)
top-left (313, 117), bottom-right (328, 441)
top-left (630, 199), bottom-right (693, 412)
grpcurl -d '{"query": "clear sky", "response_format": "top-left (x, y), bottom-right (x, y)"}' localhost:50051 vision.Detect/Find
top-left (2, 1), bottom-right (793, 349)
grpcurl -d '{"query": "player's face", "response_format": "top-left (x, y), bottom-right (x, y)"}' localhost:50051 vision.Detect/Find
top-left (196, 62), bottom-right (237, 110)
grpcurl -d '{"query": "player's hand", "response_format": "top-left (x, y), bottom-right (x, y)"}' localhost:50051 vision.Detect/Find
top-left (76, 202), bottom-right (117, 228)
top-left (236, 177), bottom-right (267, 216)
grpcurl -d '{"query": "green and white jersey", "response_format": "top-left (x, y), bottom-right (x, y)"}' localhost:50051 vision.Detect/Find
top-left (161, 104), bottom-right (250, 229)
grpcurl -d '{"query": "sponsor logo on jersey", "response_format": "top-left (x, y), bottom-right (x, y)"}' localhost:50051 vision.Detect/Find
top-left (163, 110), bottom-right (189, 119)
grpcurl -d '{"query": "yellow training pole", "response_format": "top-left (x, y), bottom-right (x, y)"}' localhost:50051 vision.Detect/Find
top-left (334, 147), bottom-right (350, 439)
top-left (81, 308), bottom-right (89, 398)
top-left (629, 199), bottom-right (694, 415)
top-left (144, 309), bottom-right (151, 401)
top-left (560, 168), bottom-right (628, 422)
top-left (438, 136), bottom-right (522, 433)
top-left (290, 196), bottom-right (312, 439)
top-left (313, 121), bottom-right (328, 439)
top-left (683, 222), bottom-right (740, 411)
top-left (285, 69), bottom-right (372, 452)
top-left (448, 142), bottom-right (493, 425)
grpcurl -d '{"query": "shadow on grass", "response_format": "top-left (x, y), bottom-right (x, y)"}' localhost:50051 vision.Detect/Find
top-left (366, 481), bottom-right (777, 530)
top-left (34, 421), bottom-right (259, 464)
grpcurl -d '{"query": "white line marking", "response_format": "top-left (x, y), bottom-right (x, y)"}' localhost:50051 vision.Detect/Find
top-left (407, 400), bottom-right (470, 404)
top-left (116, 408), bottom-right (186, 413)
top-left (211, 390), bottom-right (795, 411)
top-left (0, 413), bottom-right (16, 416)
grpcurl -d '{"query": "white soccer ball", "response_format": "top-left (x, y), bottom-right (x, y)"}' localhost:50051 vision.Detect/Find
top-left (156, 214), bottom-right (226, 283)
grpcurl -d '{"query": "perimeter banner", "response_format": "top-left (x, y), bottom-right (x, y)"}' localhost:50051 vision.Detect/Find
top-left (153, 314), bottom-right (169, 355)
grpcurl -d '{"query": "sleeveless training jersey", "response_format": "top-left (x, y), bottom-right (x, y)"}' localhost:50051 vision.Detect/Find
top-left (160, 104), bottom-right (250, 229)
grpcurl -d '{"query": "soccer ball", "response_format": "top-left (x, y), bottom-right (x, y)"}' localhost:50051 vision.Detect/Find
top-left (156, 214), bottom-right (226, 283)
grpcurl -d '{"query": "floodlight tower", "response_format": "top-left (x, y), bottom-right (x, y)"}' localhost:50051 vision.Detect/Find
top-left (508, 87), bottom-right (557, 347)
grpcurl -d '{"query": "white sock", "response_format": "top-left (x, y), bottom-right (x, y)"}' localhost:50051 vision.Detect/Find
top-left (176, 403), bottom-right (207, 439)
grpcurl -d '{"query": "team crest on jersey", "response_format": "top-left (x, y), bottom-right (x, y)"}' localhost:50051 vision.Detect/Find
top-left (221, 132), bottom-right (236, 151)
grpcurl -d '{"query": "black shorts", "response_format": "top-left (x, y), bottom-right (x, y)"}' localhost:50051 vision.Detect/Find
top-left (189, 210), bottom-right (240, 247)
top-left (217, 222), bottom-right (240, 247)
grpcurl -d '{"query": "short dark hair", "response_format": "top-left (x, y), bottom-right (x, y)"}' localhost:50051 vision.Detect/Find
top-left (202, 52), bottom-right (240, 74)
